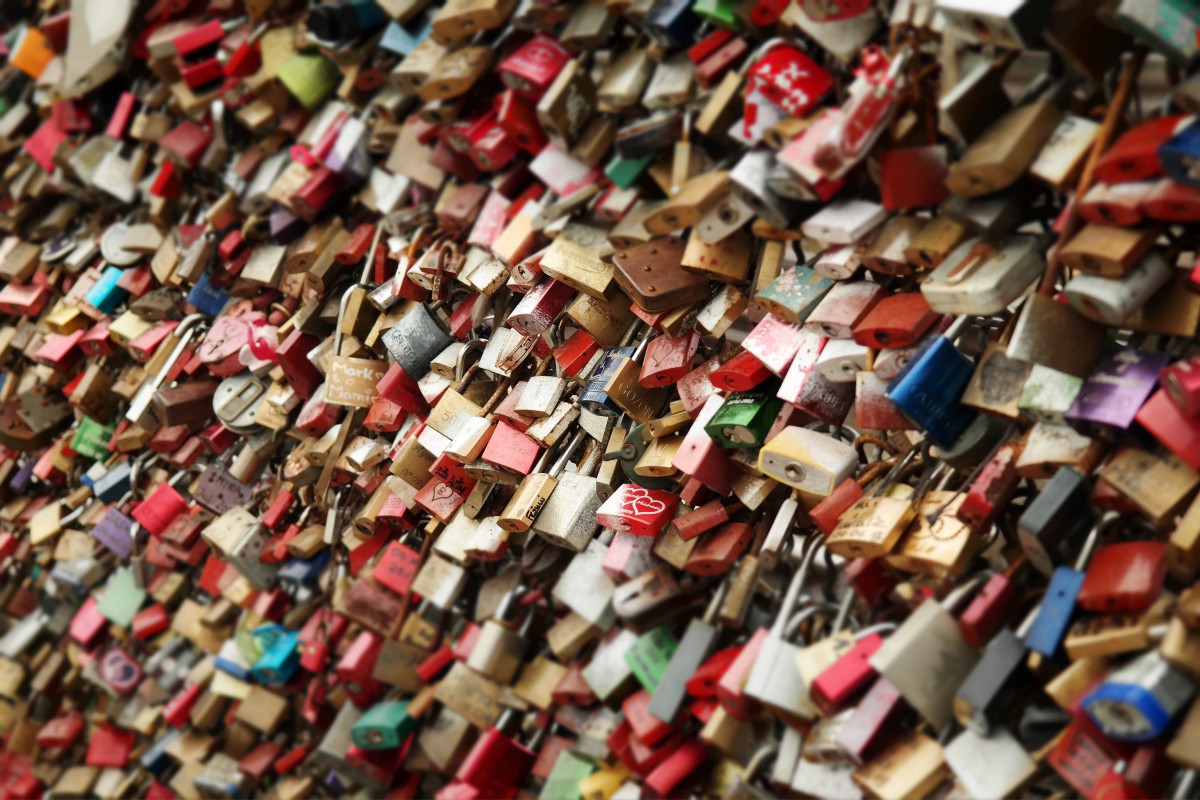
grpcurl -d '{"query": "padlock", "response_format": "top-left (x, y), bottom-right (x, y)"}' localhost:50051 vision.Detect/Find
top-left (740, 540), bottom-right (824, 724)
top-left (1082, 650), bottom-right (1196, 743)
top-left (921, 236), bottom-right (1046, 316)
top-left (869, 574), bottom-right (990, 728)
top-left (757, 425), bottom-right (856, 500)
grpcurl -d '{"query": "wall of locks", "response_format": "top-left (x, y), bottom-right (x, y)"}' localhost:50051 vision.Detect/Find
top-left (5, 0), bottom-right (1200, 797)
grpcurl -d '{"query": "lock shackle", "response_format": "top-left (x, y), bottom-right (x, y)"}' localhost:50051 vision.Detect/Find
top-left (322, 488), bottom-right (346, 545)
top-left (943, 315), bottom-right (971, 344)
top-left (358, 222), bottom-right (386, 285)
top-left (856, 622), bottom-right (897, 640)
top-left (333, 282), bottom-right (372, 355)
top-left (703, 573), bottom-right (733, 625)
top-left (940, 570), bottom-right (993, 614)
top-left (1074, 510), bottom-right (1120, 571)
top-left (831, 588), bottom-right (855, 635)
top-left (784, 600), bottom-right (839, 640)
top-left (867, 446), bottom-right (919, 498)
top-left (454, 339), bottom-right (486, 381)
top-left (1172, 770), bottom-right (1198, 800)
top-left (126, 313), bottom-right (211, 423)
top-left (59, 498), bottom-right (94, 527)
top-left (772, 537), bottom-right (821, 637)
top-left (549, 430), bottom-right (588, 478)
top-left (742, 743), bottom-right (780, 783)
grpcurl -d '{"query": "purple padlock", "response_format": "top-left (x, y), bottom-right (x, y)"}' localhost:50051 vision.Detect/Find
top-left (92, 507), bottom-right (135, 561)
top-left (1065, 348), bottom-right (1170, 438)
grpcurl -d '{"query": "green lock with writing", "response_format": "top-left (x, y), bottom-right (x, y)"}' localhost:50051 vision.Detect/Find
top-left (351, 700), bottom-right (416, 750)
top-left (71, 416), bottom-right (116, 461)
top-left (705, 389), bottom-right (784, 449)
top-left (625, 626), bottom-right (677, 692)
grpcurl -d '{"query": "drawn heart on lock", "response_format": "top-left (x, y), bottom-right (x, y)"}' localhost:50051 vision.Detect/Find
top-left (619, 486), bottom-right (667, 519)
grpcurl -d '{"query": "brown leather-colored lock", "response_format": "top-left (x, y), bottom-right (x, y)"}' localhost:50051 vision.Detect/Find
top-left (612, 237), bottom-right (710, 313)
top-left (152, 380), bottom-right (220, 426)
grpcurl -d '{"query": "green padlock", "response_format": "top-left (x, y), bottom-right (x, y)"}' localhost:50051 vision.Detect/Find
top-left (539, 749), bottom-right (595, 800)
top-left (605, 153), bottom-right (656, 191)
top-left (277, 52), bottom-right (342, 110)
top-left (351, 700), bottom-right (416, 750)
top-left (692, 0), bottom-right (741, 30)
top-left (71, 416), bottom-right (116, 462)
top-left (705, 389), bottom-right (784, 449)
top-left (624, 626), bottom-right (677, 693)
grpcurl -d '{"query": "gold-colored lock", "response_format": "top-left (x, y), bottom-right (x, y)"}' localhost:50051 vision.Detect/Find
top-left (513, 655), bottom-right (567, 711)
top-left (1099, 448), bottom-right (1199, 528)
top-left (682, 227), bottom-right (753, 284)
top-left (537, 59), bottom-right (596, 151)
top-left (904, 215), bottom-right (968, 270)
top-left (945, 97), bottom-right (1063, 198)
top-left (644, 171), bottom-right (730, 235)
top-left (419, 46), bottom-right (494, 102)
top-left (430, 0), bottom-right (516, 45)
top-left (1059, 223), bottom-right (1160, 278)
top-left (888, 492), bottom-right (980, 577)
top-left (541, 236), bottom-right (616, 301)
top-left (852, 730), bottom-right (951, 800)
top-left (598, 49), bottom-right (655, 112)
top-left (826, 486), bottom-right (916, 560)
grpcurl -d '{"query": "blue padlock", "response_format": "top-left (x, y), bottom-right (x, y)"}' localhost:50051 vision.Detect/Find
top-left (1022, 513), bottom-right (1112, 658)
top-left (378, 15), bottom-right (431, 57)
top-left (186, 271), bottom-right (232, 317)
top-left (91, 460), bottom-right (133, 504)
top-left (83, 266), bottom-right (129, 316)
top-left (885, 321), bottom-right (977, 448)
top-left (140, 729), bottom-right (181, 776)
top-left (644, 0), bottom-right (701, 48)
top-left (1082, 650), bottom-right (1196, 742)
top-left (579, 346), bottom-right (636, 417)
top-left (278, 550), bottom-right (330, 586)
top-left (1158, 118), bottom-right (1200, 188)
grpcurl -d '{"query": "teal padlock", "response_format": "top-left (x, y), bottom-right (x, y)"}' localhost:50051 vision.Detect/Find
top-left (704, 389), bottom-right (784, 449)
top-left (71, 417), bottom-right (116, 461)
top-left (83, 266), bottom-right (129, 316)
top-left (351, 700), bottom-right (416, 750)
top-left (624, 626), bottom-right (678, 693)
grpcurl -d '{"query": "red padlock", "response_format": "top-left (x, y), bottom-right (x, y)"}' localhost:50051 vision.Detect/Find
top-left (131, 604), bottom-right (171, 640)
top-left (957, 442), bottom-right (1022, 532)
top-left (640, 330), bottom-right (700, 388)
top-left (480, 422), bottom-right (540, 477)
top-left (596, 483), bottom-right (681, 537)
top-left (852, 292), bottom-right (938, 350)
top-left (454, 713), bottom-right (535, 800)
top-left (1094, 116), bottom-right (1188, 185)
top-left (499, 34), bottom-right (571, 99)
top-left (1162, 356), bottom-right (1200, 417)
top-left (747, 44), bottom-right (833, 117)
top-left (709, 350), bottom-right (772, 392)
top-left (336, 630), bottom-right (385, 708)
top-left (1077, 542), bottom-right (1166, 613)
top-left (809, 632), bottom-right (885, 716)
top-left (623, 689), bottom-right (676, 747)
top-left (835, 676), bottom-right (913, 764)
top-left (495, 90), bottom-right (548, 155)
